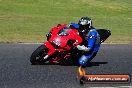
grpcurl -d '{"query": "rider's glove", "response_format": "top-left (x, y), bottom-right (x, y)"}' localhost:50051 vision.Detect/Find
top-left (76, 45), bottom-right (90, 52)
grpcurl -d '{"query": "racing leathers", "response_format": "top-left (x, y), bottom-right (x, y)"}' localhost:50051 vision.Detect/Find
top-left (71, 23), bottom-right (101, 66)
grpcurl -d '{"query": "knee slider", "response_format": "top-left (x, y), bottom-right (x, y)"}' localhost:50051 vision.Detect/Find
top-left (79, 55), bottom-right (88, 66)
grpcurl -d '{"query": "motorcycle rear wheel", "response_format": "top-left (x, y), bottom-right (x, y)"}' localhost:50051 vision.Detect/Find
top-left (30, 45), bottom-right (48, 65)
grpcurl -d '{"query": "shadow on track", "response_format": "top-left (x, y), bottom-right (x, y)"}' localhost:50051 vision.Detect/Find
top-left (85, 62), bottom-right (108, 67)
top-left (31, 61), bottom-right (108, 67)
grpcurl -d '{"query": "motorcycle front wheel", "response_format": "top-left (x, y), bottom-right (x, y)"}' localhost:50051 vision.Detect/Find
top-left (30, 45), bottom-right (48, 65)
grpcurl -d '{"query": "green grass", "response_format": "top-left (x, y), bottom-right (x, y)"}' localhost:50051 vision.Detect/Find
top-left (0, 0), bottom-right (132, 43)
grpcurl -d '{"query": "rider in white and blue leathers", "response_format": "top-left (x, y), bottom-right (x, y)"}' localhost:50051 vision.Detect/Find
top-left (71, 17), bottom-right (101, 66)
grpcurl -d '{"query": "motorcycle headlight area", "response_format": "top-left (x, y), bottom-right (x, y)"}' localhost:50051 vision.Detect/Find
top-left (52, 40), bottom-right (62, 46)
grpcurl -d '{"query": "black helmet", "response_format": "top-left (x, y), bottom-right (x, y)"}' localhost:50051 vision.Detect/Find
top-left (78, 17), bottom-right (92, 32)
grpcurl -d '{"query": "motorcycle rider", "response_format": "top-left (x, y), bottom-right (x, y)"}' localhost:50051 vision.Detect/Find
top-left (46, 17), bottom-right (101, 66)
top-left (71, 17), bottom-right (101, 66)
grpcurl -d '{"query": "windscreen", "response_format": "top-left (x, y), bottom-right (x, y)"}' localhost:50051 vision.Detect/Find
top-left (58, 25), bottom-right (71, 36)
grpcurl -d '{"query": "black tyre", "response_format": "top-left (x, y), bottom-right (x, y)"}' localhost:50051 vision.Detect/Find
top-left (30, 45), bottom-right (48, 65)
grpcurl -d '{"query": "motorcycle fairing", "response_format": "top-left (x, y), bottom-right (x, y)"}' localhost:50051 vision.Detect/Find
top-left (44, 24), bottom-right (82, 56)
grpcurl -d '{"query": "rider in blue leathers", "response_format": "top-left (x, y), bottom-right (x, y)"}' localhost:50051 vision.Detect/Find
top-left (71, 17), bottom-right (101, 66)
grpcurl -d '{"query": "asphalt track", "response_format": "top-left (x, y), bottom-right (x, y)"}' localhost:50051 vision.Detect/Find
top-left (0, 44), bottom-right (132, 88)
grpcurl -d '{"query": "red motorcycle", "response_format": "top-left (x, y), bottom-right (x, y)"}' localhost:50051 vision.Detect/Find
top-left (30, 24), bottom-right (111, 65)
top-left (30, 24), bottom-right (83, 65)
